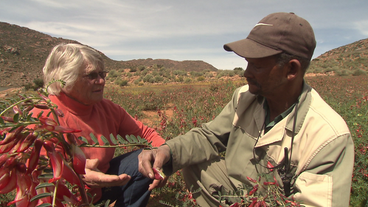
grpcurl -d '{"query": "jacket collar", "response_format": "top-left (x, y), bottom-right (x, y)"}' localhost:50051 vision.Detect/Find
top-left (257, 82), bottom-right (312, 147)
top-left (234, 82), bottom-right (312, 147)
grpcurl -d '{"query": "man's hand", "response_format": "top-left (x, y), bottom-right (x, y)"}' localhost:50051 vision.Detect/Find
top-left (82, 159), bottom-right (131, 188)
top-left (138, 145), bottom-right (171, 190)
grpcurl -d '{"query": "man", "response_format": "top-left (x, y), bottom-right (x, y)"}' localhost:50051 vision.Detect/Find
top-left (138, 12), bottom-right (354, 207)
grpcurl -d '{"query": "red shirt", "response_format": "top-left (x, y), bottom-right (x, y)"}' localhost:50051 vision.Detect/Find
top-left (32, 93), bottom-right (165, 201)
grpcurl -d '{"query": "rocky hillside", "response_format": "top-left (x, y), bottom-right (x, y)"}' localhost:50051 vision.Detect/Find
top-left (0, 22), bottom-right (217, 87)
top-left (309, 39), bottom-right (368, 76)
top-left (1, 21), bottom-right (367, 87)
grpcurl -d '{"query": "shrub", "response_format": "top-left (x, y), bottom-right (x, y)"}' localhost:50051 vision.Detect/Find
top-left (33, 78), bottom-right (44, 89)
top-left (154, 76), bottom-right (164, 83)
top-left (109, 70), bottom-right (119, 78)
top-left (352, 69), bottom-right (367, 76)
top-left (184, 78), bottom-right (192, 83)
top-left (129, 67), bottom-right (137, 72)
top-left (138, 66), bottom-right (146, 71)
top-left (116, 79), bottom-right (128, 86)
top-left (197, 76), bottom-right (205, 81)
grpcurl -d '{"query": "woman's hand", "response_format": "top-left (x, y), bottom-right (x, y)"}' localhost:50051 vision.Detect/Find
top-left (82, 159), bottom-right (131, 188)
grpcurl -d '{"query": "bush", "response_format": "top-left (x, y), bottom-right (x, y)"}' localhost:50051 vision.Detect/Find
top-left (138, 66), bottom-right (146, 71)
top-left (143, 74), bottom-right (155, 83)
top-left (109, 70), bottom-right (119, 78)
top-left (197, 76), bottom-right (205, 81)
top-left (116, 79), bottom-right (128, 86)
top-left (129, 67), bottom-right (137, 72)
top-left (33, 78), bottom-right (44, 89)
top-left (184, 78), bottom-right (192, 83)
top-left (352, 69), bottom-right (367, 76)
top-left (154, 76), bottom-right (164, 83)
top-left (24, 78), bottom-right (44, 91)
top-left (336, 70), bottom-right (350, 76)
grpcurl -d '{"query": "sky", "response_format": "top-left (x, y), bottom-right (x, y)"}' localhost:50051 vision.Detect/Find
top-left (1, 0), bottom-right (368, 70)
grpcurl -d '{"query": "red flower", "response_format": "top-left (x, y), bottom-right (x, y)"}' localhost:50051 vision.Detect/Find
top-left (38, 116), bottom-right (82, 133)
top-left (43, 141), bottom-right (64, 183)
top-left (71, 144), bottom-right (86, 175)
top-left (27, 139), bottom-right (43, 173)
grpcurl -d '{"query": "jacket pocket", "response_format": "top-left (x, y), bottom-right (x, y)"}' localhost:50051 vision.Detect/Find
top-left (294, 171), bottom-right (332, 207)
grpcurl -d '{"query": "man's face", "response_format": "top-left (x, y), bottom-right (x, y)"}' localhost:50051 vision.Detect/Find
top-left (244, 55), bottom-right (287, 97)
top-left (66, 64), bottom-right (106, 105)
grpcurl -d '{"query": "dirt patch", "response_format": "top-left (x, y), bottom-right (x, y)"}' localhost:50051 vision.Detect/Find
top-left (141, 105), bottom-right (174, 127)
top-left (0, 87), bottom-right (23, 99)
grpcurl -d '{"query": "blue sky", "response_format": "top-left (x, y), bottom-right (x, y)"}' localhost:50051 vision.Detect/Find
top-left (1, 0), bottom-right (367, 69)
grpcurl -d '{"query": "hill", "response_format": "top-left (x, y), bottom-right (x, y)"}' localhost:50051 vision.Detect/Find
top-left (0, 22), bottom-right (217, 87)
top-left (1, 21), bottom-right (367, 88)
top-left (309, 39), bottom-right (368, 76)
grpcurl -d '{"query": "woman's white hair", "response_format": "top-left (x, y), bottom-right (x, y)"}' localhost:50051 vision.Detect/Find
top-left (43, 43), bottom-right (104, 95)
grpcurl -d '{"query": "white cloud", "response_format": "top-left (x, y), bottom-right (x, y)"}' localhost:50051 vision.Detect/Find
top-left (1, 0), bottom-right (368, 69)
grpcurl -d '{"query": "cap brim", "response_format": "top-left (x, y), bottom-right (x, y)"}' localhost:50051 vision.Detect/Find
top-left (224, 38), bottom-right (282, 58)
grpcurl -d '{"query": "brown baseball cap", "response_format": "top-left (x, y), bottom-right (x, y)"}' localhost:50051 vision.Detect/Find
top-left (224, 12), bottom-right (316, 60)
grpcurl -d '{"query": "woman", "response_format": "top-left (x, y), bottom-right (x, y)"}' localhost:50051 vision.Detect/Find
top-left (33, 43), bottom-right (165, 206)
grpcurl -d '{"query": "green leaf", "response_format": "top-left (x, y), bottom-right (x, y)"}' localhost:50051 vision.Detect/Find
top-left (137, 136), bottom-right (146, 144)
top-left (26, 113), bottom-right (33, 121)
top-left (126, 134), bottom-right (137, 143)
top-left (35, 182), bottom-right (55, 190)
top-left (110, 134), bottom-right (118, 145)
top-left (37, 110), bottom-right (44, 118)
top-left (30, 192), bottom-right (52, 203)
top-left (13, 113), bottom-right (19, 122)
top-left (0, 116), bottom-right (4, 125)
top-left (104, 199), bottom-right (111, 207)
top-left (38, 173), bottom-right (54, 179)
top-left (100, 135), bottom-right (110, 145)
top-left (90, 133), bottom-right (99, 146)
top-left (117, 134), bottom-right (128, 144)
top-left (78, 136), bottom-right (89, 144)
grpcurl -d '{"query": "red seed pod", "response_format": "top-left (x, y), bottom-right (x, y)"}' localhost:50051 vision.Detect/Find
top-left (17, 132), bottom-right (38, 153)
top-left (246, 176), bottom-right (257, 183)
top-left (0, 154), bottom-right (9, 166)
top-left (22, 105), bottom-right (34, 114)
top-left (0, 169), bottom-right (16, 193)
top-left (0, 116), bottom-right (14, 122)
top-left (267, 161), bottom-right (274, 172)
top-left (34, 104), bottom-right (50, 109)
top-left (152, 167), bottom-right (165, 180)
top-left (44, 141), bottom-right (64, 183)
top-left (0, 125), bottom-right (25, 145)
top-left (0, 127), bottom-right (12, 136)
top-left (54, 108), bottom-right (64, 117)
top-left (37, 92), bottom-right (51, 103)
top-left (13, 105), bottom-right (22, 115)
top-left (27, 139), bottom-right (43, 174)
top-left (263, 181), bottom-right (276, 186)
top-left (249, 184), bottom-right (258, 196)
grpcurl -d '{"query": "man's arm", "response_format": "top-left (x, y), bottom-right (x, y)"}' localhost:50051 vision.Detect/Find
top-left (293, 133), bottom-right (354, 207)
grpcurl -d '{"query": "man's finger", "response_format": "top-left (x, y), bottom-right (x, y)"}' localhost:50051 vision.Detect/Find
top-left (139, 149), bottom-right (156, 179)
top-left (148, 179), bottom-right (162, 191)
top-left (152, 145), bottom-right (171, 170)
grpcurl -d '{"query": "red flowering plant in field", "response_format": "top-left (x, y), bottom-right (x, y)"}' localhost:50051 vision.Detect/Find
top-left (0, 83), bottom-right (153, 207)
top-left (210, 170), bottom-right (302, 207)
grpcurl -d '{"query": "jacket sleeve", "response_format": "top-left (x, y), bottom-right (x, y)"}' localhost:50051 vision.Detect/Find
top-left (166, 87), bottom-right (241, 173)
top-left (293, 133), bottom-right (354, 207)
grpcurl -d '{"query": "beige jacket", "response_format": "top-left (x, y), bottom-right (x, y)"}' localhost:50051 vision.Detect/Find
top-left (167, 83), bottom-right (354, 207)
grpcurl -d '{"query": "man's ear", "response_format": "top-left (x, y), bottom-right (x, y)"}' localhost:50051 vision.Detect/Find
top-left (286, 59), bottom-right (302, 80)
